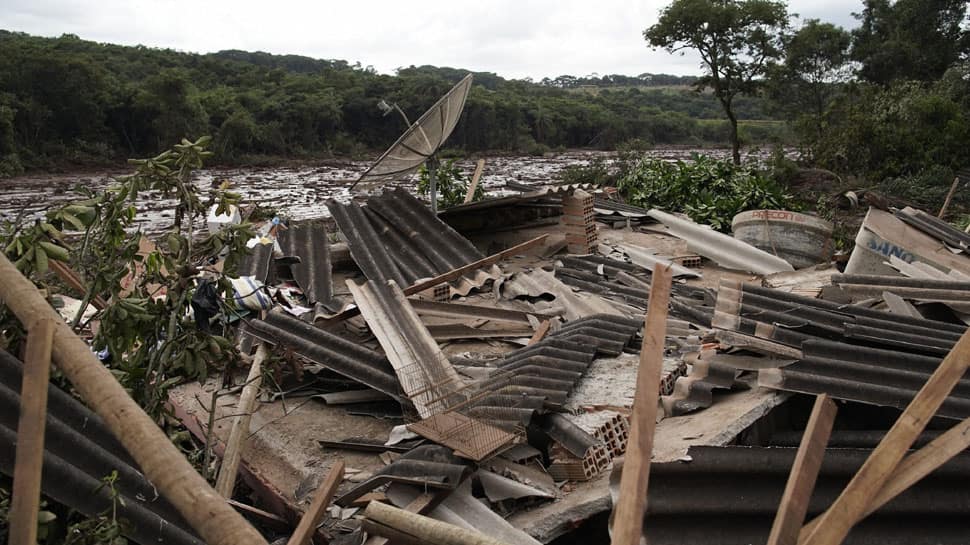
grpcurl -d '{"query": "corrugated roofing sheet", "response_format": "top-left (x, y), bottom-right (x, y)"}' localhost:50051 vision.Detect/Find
top-left (329, 188), bottom-right (498, 296)
top-left (244, 310), bottom-right (402, 400)
top-left (624, 445), bottom-right (970, 545)
top-left (0, 350), bottom-right (202, 545)
top-left (277, 221), bottom-right (337, 311)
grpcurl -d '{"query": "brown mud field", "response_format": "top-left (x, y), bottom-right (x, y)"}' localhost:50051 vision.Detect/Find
top-left (0, 147), bottom-right (762, 233)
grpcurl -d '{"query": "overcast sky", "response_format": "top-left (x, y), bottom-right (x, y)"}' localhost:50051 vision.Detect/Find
top-left (1, 0), bottom-right (862, 80)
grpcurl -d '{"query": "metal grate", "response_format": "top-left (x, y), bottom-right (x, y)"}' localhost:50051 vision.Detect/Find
top-left (401, 357), bottom-right (523, 461)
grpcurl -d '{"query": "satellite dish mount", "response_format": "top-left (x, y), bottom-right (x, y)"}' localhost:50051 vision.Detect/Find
top-left (351, 74), bottom-right (474, 214)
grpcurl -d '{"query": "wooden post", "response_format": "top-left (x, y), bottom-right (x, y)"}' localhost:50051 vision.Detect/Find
top-left (611, 264), bottom-right (672, 545)
top-left (767, 394), bottom-right (837, 545)
top-left (0, 253), bottom-right (268, 545)
top-left (800, 415), bottom-right (970, 540)
top-left (216, 343), bottom-right (269, 497)
top-left (362, 500), bottom-right (510, 545)
top-left (464, 159), bottom-right (486, 204)
top-left (8, 319), bottom-right (55, 545)
top-left (800, 328), bottom-right (970, 545)
top-left (938, 176), bottom-right (960, 218)
top-left (286, 460), bottom-right (345, 545)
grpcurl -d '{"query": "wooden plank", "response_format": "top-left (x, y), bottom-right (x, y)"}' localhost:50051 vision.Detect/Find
top-left (800, 328), bottom-right (970, 545)
top-left (216, 342), bottom-right (269, 497)
top-left (227, 499), bottom-right (291, 532)
top-left (610, 264), bottom-right (672, 545)
top-left (800, 415), bottom-right (970, 540)
top-left (8, 319), bottom-right (55, 545)
top-left (464, 159), bottom-right (486, 204)
top-left (49, 260), bottom-right (108, 310)
top-left (403, 234), bottom-right (548, 296)
top-left (286, 460), bottom-right (345, 545)
top-left (938, 176), bottom-right (960, 218)
top-left (527, 320), bottom-right (551, 345)
top-left (767, 394), bottom-right (837, 545)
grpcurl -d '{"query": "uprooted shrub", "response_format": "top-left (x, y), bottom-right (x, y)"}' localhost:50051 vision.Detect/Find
top-left (617, 154), bottom-right (797, 231)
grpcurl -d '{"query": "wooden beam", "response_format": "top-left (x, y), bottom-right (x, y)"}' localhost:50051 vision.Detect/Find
top-left (0, 253), bottom-right (268, 545)
top-left (362, 500), bottom-right (510, 545)
top-left (366, 493), bottom-right (437, 545)
top-left (216, 342), bottom-right (269, 497)
top-left (8, 319), bottom-right (55, 545)
top-left (464, 159), bottom-right (485, 204)
top-left (286, 460), bottom-right (345, 545)
top-left (610, 264), bottom-right (672, 545)
top-left (800, 415), bottom-right (970, 540)
top-left (800, 328), bottom-right (970, 545)
top-left (527, 320), bottom-right (551, 345)
top-left (767, 394), bottom-right (837, 545)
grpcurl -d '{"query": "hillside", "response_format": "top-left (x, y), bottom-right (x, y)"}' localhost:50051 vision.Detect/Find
top-left (0, 30), bottom-right (783, 174)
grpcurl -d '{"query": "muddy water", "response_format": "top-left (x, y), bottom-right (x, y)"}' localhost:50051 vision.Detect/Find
top-left (0, 148), bottom-right (753, 234)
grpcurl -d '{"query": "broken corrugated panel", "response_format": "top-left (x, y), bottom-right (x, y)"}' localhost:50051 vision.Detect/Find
top-left (647, 209), bottom-right (794, 274)
top-left (347, 279), bottom-right (466, 418)
top-left (334, 445), bottom-right (471, 506)
top-left (387, 480), bottom-right (543, 545)
top-left (661, 350), bottom-right (747, 417)
top-left (760, 339), bottom-right (970, 419)
top-left (846, 207), bottom-right (970, 276)
top-left (244, 310), bottom-right (402, 400)
top-left (236, 241), bottom-right (274, 282)
top-left (895, 206), bottom-right (970, 251)
top-left (329, 189), bottom-right (499, 297)
top-left (499, 268), bottom-right (627, 320)
top-left (276, 221), bottom-right (337, 311)
top-left (712, 280), bottom-right (965, 353)
top-left (0, 350), bottom-right (202, 545)
top-left (630, 445), bottom-right (970, 545)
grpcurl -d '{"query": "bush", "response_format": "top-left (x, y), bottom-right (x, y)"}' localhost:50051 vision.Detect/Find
top-left (416, 158), bottom-right (484, 208)
top-left (617, 154), bottom-right (797, 231)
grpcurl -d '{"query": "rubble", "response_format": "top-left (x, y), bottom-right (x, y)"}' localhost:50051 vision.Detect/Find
top-left (10, 152), bottom-right (970, 545)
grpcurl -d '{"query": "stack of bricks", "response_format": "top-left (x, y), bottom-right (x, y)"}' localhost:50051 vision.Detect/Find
top-left (591, 413), bottom-right (630, 460)
top-left (546, 442), bottom-right (611, 481)
top-left (561, 189), bottom-right (597, 254)
top-left (567, 411), bottom-right (630, 463)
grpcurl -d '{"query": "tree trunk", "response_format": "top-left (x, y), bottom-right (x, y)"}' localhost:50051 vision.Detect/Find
top-left (728, 110), bottom-right (741, 165)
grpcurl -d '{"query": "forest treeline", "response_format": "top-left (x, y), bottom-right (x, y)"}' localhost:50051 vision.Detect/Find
top-left (0, 30), bottom-right (780, 176)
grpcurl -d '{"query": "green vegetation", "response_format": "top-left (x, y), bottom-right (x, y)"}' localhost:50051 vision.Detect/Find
top-left (1, 137), bottom-right (252, 417)
top-left (617, 155), bottom-right (795, 231)
top-left (0, 30), bottom-right (787, 176)
top-left (416, 159), bottom-right (485, 209)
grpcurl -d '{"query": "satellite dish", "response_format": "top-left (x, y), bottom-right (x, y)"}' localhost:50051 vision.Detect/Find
top-left (351, 73), bottom-right (473, 213)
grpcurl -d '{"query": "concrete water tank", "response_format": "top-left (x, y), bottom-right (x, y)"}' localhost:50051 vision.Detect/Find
top-left (731, 210), bottom-right (834, 269)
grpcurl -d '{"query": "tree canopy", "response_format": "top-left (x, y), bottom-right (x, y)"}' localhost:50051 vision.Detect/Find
top-left (644, 0), bottom-right (789, 164)
top-left (0, 30), bottom-right (784, 177)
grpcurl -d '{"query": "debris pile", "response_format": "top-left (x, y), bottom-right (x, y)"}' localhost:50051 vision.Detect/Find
top-left (6, 170), bottom-right (970, 545)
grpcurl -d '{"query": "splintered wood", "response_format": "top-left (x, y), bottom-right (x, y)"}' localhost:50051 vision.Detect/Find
top-left (799, 328), bottom-right (970, 545)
